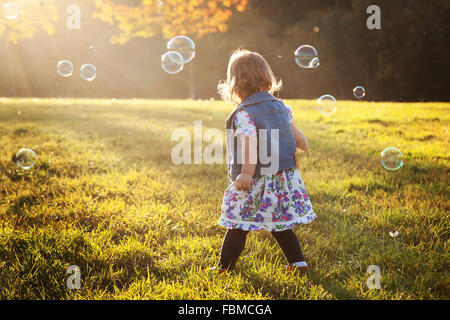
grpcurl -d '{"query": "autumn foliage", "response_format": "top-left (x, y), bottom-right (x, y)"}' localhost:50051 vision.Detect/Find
top-left (0, 0), bottom-right (246, 45)
top-left (92, 0), bottom-right (248, 44)
top-left (0, 0), bottom-right (58, 44)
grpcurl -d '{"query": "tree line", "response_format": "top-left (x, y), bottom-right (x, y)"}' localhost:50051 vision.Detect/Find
top-left (0, 0), bottom-right (448, 101)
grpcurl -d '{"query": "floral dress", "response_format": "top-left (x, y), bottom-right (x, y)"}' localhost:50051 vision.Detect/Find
top-left (219, 105), bottom-right (317, 232)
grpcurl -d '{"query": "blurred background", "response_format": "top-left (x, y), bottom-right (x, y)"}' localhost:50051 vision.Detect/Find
top-left (0, 0), bottom-right (449, 101)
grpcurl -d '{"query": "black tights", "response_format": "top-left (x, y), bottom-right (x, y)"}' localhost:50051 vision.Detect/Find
top-left (219, 229), bottom-right (305, 270)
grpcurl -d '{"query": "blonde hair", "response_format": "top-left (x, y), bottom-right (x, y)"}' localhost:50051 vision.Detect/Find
top-left (218, 49), bottom-right (282, 104)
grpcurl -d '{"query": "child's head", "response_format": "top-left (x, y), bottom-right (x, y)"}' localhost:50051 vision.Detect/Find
top-left (218, 49), bottom-right (282, 104)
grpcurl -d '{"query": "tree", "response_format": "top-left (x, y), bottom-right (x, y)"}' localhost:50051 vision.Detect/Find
top-left (92, 0), bottom-right (248, 44)
top-left (0, 0), bottom-right (58, 44)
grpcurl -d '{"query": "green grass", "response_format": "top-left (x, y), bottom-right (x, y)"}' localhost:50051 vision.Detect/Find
top-left (0, 97), bottom-right (448, 300)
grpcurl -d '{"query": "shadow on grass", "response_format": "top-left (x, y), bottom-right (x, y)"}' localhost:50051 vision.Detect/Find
top-left (306, 268), bottom-right (367, 300)
top-left (4, 101), bottom-right (447, 191)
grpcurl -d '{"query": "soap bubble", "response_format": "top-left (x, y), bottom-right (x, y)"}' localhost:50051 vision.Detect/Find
top-left (309, 57), bottom-right (320, 68)
top-left (167, 36), bottom-right (195, 63)
top-left (161, 51), bottom-right (184, 74)
top-left (57, 60), bottom-right (74, 77)
top-left (90, 45), bottom-right (96, 53)
top-left (80, 64), bottom-right (96, 81)
top-left (317, 94), bottom-right (337, 116)
top-left (295, 45), bottom-right (319, 69)
top-left (353, 86), bottom-right (366, 99)
top-left (16, 148), bottom-right (36, 170)
top-left (381, 147), bottom-right (403, 171)
top-left (4, 3), bottom-right (19, 20)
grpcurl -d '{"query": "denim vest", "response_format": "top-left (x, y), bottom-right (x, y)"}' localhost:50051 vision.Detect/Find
top-left (225, 92), bottom-right (297, 181)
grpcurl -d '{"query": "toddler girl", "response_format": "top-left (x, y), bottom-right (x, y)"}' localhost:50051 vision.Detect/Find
top-left (216, 49), bottom-right (317, 274)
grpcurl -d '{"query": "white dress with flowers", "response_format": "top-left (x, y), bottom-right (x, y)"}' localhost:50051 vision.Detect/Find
top-left (219, 105), bottom-right (317, 232)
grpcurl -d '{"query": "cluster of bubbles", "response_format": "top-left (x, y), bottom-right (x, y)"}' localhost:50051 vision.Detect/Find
top-left (295, 44), bottom-right (402, 171)
top-left (315, 85), bottom-right (366, 117)
top-left (16, 46), bottom-right (97, 169)
top-left (161, 36), bottom-right (196, 74)
top-left (10, 32), bottom-right (402, 175)
top-left (294, 44), bottom-right (367, 116)
top-left (57, 57), bottom-right (96, 81)
top-left (13, 38), bottom-right (194, 170)
top-left (3, 3), bottom-right (96, 82)
top-left (3, 3), bottom-right (20, 20)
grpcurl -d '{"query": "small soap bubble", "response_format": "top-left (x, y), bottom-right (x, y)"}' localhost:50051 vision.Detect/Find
top-left (295, 45), bottom-right (319, 69)
top-left (4, 3), bottom-right (20, 20)
top-left (16, 148), bottom-right (36, 170)
top-left (167, 36), bottom-right (195, 63)
top-left (80, 64), bottom-right (96, 81)
top-left (381, 147), bottom-right (403, 171)
top-left (57, 60), bottom-right (74, 77)
top-left (161, 51), bottom-right (184, 74)
top-left (317, 94), bottom-right (337, 116)
top-left (353, 86), bottom-right (366, 99)
top-left (89, 45), bottom-right (96, 53)
top-left (309, 57), bottom-right (320, 68)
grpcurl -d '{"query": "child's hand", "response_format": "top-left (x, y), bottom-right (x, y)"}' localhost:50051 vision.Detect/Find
top-left (235, 173), bottom-right (252, 191)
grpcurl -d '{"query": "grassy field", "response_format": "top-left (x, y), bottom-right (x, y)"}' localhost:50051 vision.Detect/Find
top-left (0, 97), bottom-right (448, 300)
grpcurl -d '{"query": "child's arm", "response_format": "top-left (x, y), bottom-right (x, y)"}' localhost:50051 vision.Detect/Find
top-left (290, 123), bottom-right (309, 153)
top-left (235, 134), bottom-right (257, 191)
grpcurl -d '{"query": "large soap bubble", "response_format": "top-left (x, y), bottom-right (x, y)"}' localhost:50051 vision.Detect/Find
top-left (167, 36), bottom-right (196, 63)
top-left (161, 51), bottom-right (184, 74)
top-left (381, 147), bottom-right (403, 171)
top-left (295, 45), bottom-right (319, 69)
top-left (317, 94), bottom-right (337, 116)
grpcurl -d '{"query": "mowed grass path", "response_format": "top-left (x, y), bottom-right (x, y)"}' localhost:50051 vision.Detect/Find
top-left (0, 98), bottom-right (448, 299)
